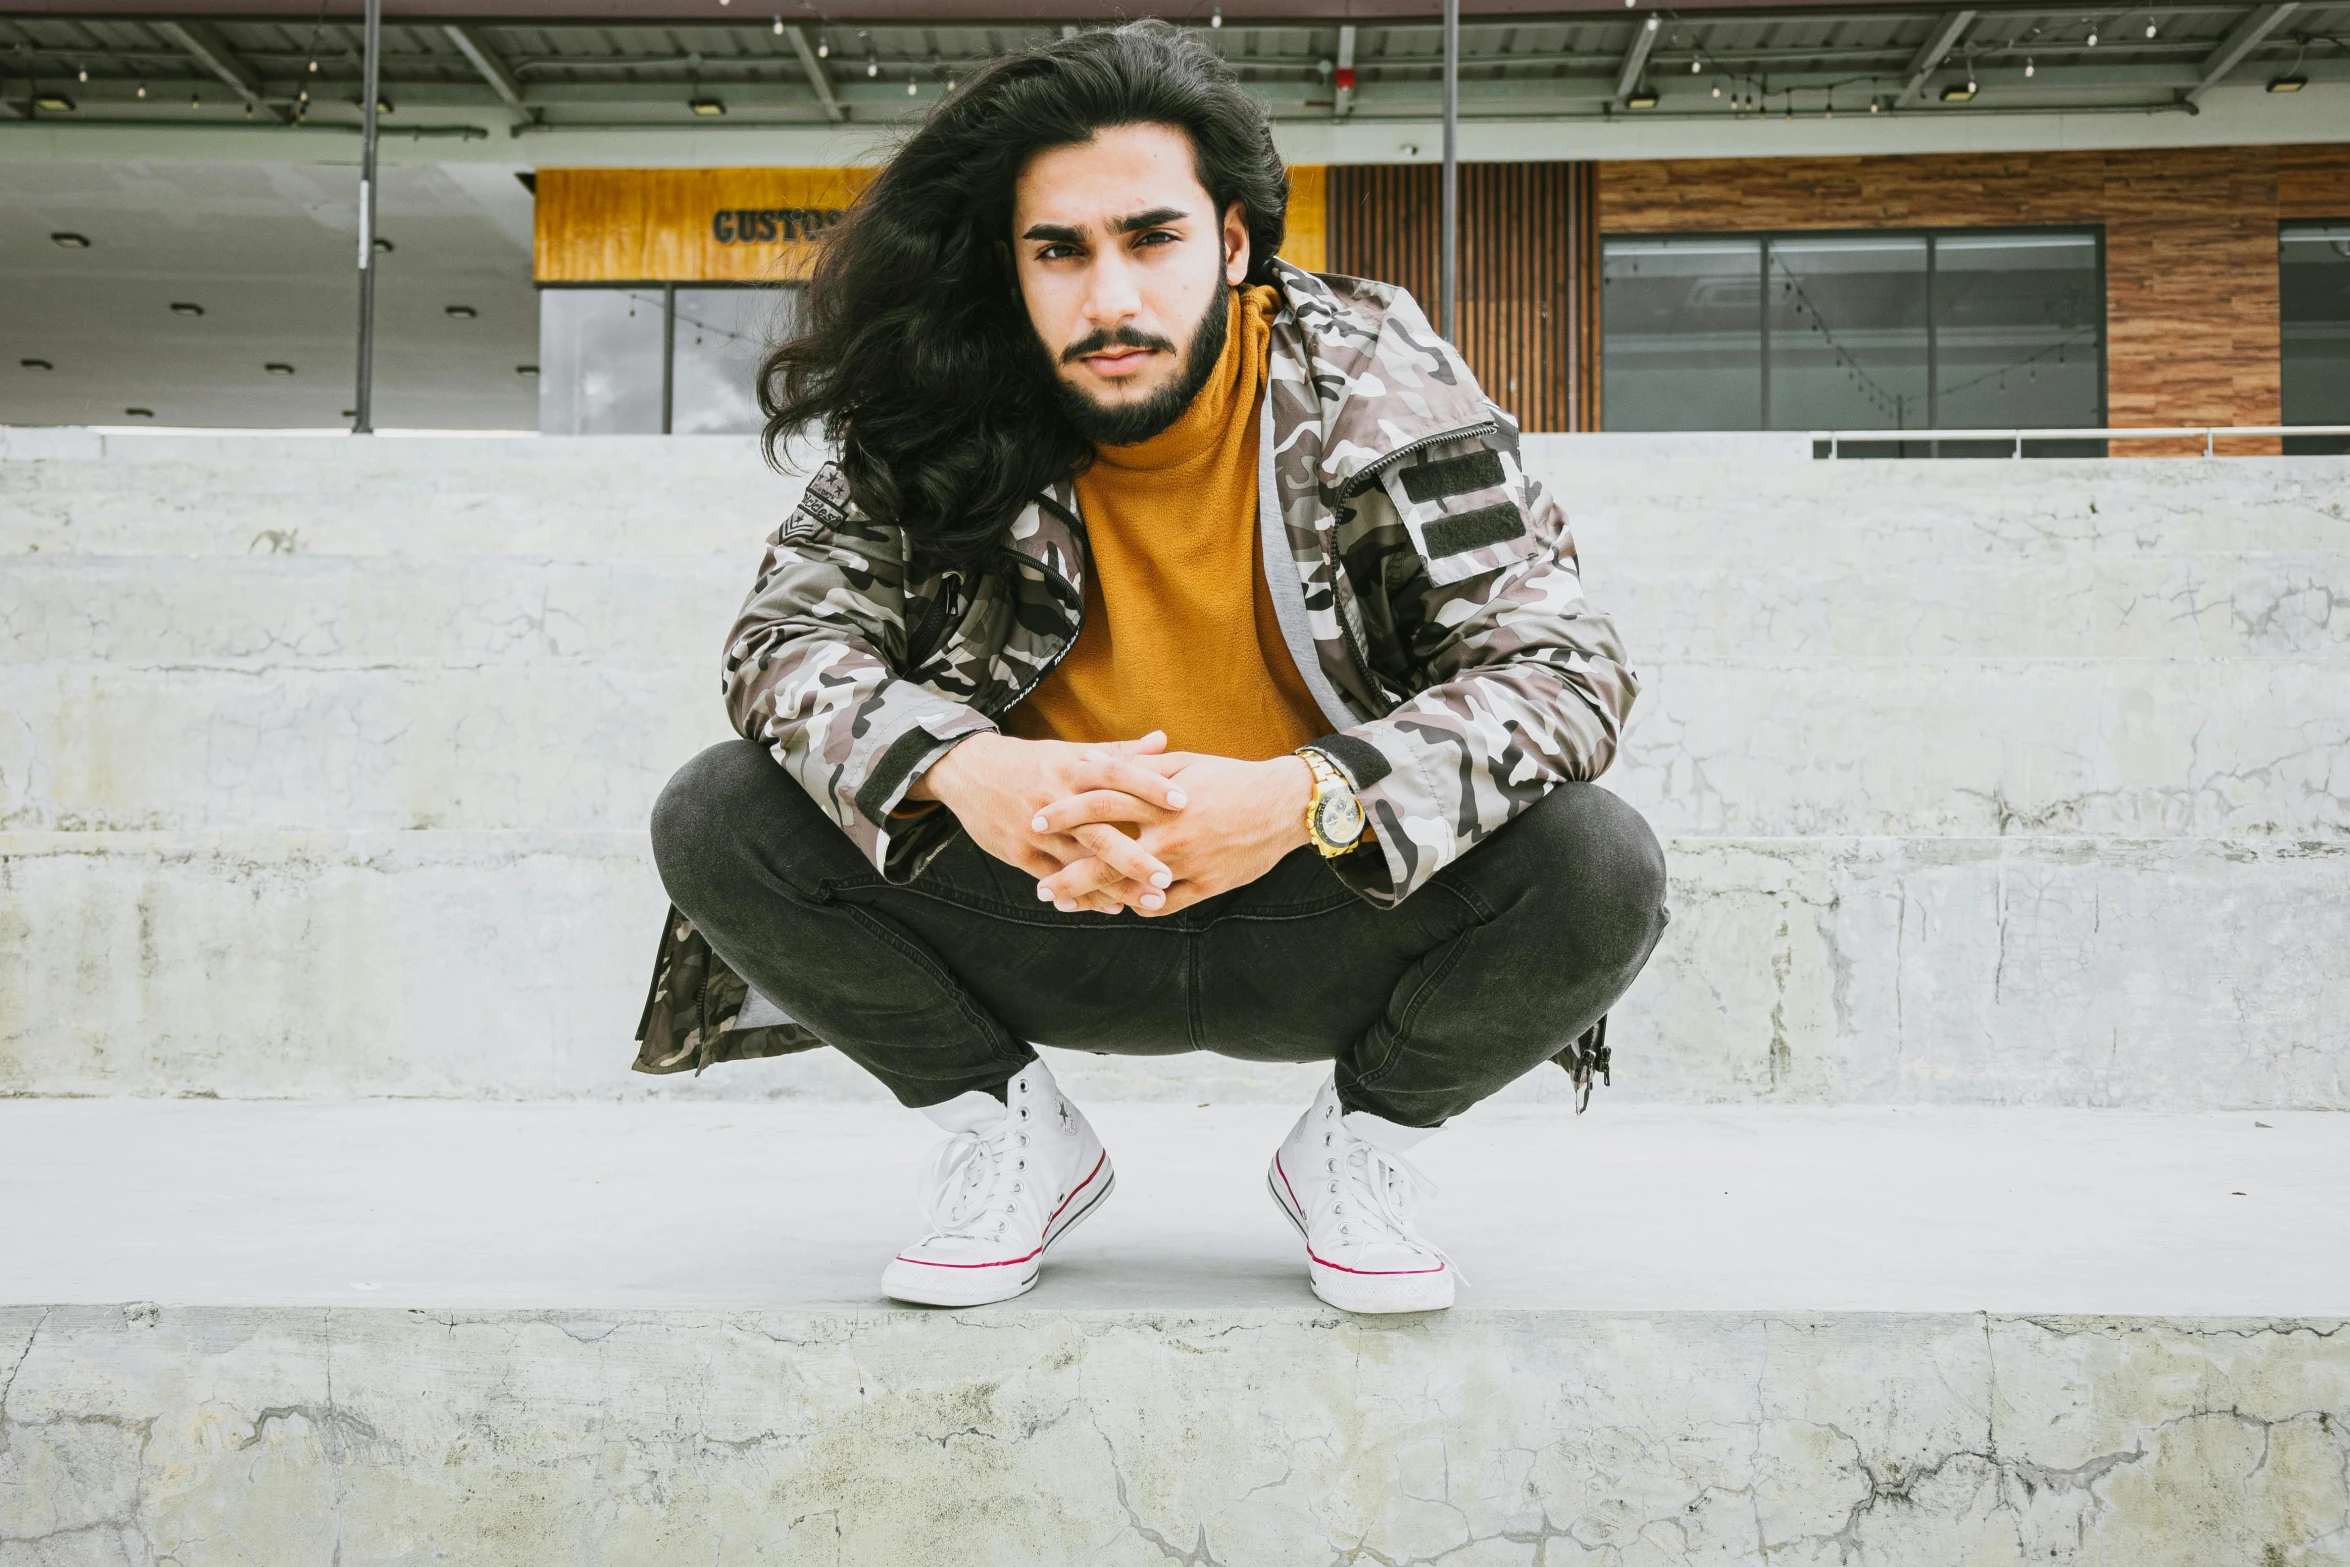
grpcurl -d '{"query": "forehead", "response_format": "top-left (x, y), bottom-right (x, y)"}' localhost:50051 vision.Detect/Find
top-left (1012, 123), bottom-right (1210, 226)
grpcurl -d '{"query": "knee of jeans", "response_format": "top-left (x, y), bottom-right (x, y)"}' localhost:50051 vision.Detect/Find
top-left (649, 740), bottom-right (772, 892)
top-left (1530, 785), bottom-right (1670, 958)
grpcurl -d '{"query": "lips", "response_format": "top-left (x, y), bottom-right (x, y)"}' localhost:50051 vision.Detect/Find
top-left (1082, 349), bottom-right (1156, 376)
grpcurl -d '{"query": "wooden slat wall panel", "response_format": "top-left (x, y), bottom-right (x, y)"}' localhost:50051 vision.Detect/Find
top-left (1600, 145), bottom-right (2350, 454)
top-left (1326, 162), bottom-right (1598, 431)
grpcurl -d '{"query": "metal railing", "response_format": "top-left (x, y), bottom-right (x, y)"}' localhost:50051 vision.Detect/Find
top-left (1814, 425), bottom-right (2350, 458)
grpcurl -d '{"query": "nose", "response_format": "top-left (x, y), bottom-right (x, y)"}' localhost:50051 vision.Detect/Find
top-left (1080, 245), bottom-right (1143, 334)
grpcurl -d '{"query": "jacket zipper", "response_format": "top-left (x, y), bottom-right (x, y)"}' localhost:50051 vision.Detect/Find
top-left (905, 570), bottom-right (962, 669)
top-left (1337, 420), bottom-right (1500, 500)
top-left (1329, 420), bottom-right (1498, 706)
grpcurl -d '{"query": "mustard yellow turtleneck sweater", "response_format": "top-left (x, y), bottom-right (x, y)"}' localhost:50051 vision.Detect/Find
top-left (1006, 285), bottom-right (1329, 761)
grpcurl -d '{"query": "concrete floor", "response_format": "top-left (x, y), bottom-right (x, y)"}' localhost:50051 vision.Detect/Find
top-left (4, 1095), bottom-right (2343, 1315)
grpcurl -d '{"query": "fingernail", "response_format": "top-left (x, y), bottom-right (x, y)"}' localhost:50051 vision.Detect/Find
top-left (1141, 892), bottom-right (1165, 909)
top-left (1055, 899), bottom-right (1078, 913)
top-left (1036, 883), bottom-right (1053, 900)
top-left (1166, 790), bottom-right (1187, 808)
top-left (1031, 815), bottom-right (1050, 832)
top-left (1150, 871), bottom-right (1172, 889)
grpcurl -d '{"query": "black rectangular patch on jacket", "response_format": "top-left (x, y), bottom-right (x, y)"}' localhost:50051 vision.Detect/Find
top-left (855, 727), bottom-right (946, 826)
top-left (1399, 450), bottom-right (1506, 504)
top-left (1422, 502), bottom-right (1525, 558)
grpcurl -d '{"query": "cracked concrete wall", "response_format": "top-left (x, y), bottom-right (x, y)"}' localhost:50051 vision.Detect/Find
top-left (2, 434), bottom-right (2345, 1105)
top-left (0, 1304), bottom-right (2344, 1566)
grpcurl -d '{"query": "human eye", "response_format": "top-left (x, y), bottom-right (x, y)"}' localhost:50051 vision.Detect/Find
top-left (1133, 228), bottom-right (1180, 249)
top-left (1035, 242), bottom-right (1084, 262)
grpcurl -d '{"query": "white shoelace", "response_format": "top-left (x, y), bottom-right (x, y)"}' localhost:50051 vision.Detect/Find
top-left (914, 1117), bottom-right (1039, 1246)
top-left (1325, 1132), bottom-right (1468, 1284)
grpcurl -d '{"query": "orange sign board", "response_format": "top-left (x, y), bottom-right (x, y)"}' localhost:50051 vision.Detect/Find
top-left (534, 163), bottom-right (1327, 284)
top-left (534, 167), bottom-right (876, 283)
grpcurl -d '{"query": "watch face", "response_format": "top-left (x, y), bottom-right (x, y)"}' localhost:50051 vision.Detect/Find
top-left (1316, 790), bottom-right (1365, 845)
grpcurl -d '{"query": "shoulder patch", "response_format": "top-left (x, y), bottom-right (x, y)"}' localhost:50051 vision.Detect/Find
top-left (1400, 449), bottom-right (1505, 504)
top-left (1422, 502), bottom-right (1525, 558)
top-left (778, 463), bottom-right (852, 542)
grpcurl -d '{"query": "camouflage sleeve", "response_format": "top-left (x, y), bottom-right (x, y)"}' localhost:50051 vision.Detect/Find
top-left (1314, 439), bottom-right (1637, 907)
top-left (721, 464), bottom-right (995, 881)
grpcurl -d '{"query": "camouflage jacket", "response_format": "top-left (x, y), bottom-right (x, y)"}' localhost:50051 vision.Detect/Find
top-left (636, 260), bottom-right (1638, 1083)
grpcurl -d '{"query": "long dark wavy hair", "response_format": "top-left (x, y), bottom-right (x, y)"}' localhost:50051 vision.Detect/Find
top-left (757, 21), bottom-right (1291, 571)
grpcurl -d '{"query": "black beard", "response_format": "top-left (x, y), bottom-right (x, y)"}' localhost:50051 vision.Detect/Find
top-left (1049, 278), bottom-right (1230, 448)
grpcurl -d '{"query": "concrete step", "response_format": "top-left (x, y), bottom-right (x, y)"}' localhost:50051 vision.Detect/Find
top-left (4, 658), bottom-right (2343, 837)
top-left (7, 432), bottom-right (2348, 561)
top-left (5, 830), bottom-right (2342, 1107)
top-left (0, 1099), bottom-right (2342, 1561)
top-left (11, 545), bottom-right (2350, 666)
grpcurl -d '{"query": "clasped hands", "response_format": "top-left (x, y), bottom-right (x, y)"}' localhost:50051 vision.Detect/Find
top-left (908, 730), bottom-right (1314, 916)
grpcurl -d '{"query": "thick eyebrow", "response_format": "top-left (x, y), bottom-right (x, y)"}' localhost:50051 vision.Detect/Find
top-left (1019, 207), bottom-right (1192, 244)
top-left (1114, 206), bottom-right (1189, 234)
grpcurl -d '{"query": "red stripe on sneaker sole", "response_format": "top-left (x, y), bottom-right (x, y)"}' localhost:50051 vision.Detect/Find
top-left (895, 1150), bottom-right (1108, 1271)
top-left (1271, 1151), bottom-right (1448, 1278)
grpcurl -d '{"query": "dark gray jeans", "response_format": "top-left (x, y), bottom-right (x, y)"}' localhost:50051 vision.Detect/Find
top-left (650, 740), bottom-right (1669, 1127)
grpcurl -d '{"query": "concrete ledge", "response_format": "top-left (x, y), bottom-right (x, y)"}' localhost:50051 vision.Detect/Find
top-left (1, 1098), bottom-right (2345, 1562)
top-left (4, 832), bottom-right (2344, 1106)
top-left (7, 435), bottom-right (2349, 561)
top-left (10, 549), bottom-right (2350, 664)
top-left (5, 658), bottom-right (2345, 837)
top-left (4, 1303), bottom-right (2343, 1565)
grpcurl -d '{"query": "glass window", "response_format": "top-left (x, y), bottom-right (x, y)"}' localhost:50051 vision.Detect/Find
top-left (1604, 227), bottom-right (2105, 454)
top-left (672, 286), bottom-right (798, 436)
top-left (1599, 237), bottom-right (1761, 431)
top-left (1766, 235), bottom-right (1928, 432)
top-left (2282, 222), bottom-right (2350, 455)
top-left (538, 287), bottom-right (666, 435)
top-left (1933, 233), bottom-right (2103, 438)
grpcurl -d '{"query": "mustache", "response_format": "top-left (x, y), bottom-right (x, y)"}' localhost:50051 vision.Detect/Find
top-left (1060, 325), bottom-right (1177, 365)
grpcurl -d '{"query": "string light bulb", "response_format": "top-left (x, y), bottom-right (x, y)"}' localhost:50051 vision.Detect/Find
top-left (77, 66), bottom-right (87, 82)
top-left (136, 82), bottom-right (146, 98)
top-left (1712, 82), bottom-right (1721, 96)
top-left (773, 15), bottom-right (783, 33)
top-left (906, 73), bottom-right (918, 95)
top-left (817, 36), bottom-right (829, 56)
top-left (1211, 5), bottom-right (1223, 25)
top-left (309, 58), bottom-right (319, 72)
top-left (866, 55), bottom-right (879, 78)
top-left (1691, 57), bottom-right (1702, 72)
top-left (2086, 29), bottom-right (2098, 45)
top-left (2145, 19), bottom-right (2158, 36)
top-left (2025, 57), bottom-right (2036, 76)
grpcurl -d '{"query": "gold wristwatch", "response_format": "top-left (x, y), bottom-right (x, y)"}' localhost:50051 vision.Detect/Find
top-left (1296, 747), bottom-right (1367, 858)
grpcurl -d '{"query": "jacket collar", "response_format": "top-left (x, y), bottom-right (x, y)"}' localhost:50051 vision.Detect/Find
top-left (1264, 258), bottom-right (1496, 496)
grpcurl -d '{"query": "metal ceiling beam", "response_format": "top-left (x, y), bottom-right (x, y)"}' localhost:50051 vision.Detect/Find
top-left (2181, 0), bottom-right (2296, 104)
top-left (1893, 8), bottom-right (1974, 105)
top-left (1611, 11), bottom-right (1659, 107)
top-left (153, 19), bottom-right (288, 122)
top-left (784, 23), bottom-right (846, 123)
top-left (442, 23), bottom-right (529, 124)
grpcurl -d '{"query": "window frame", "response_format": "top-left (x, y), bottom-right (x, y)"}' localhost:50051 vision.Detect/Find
top-left (1601, 224), bottom-right (2109, 452)
top-left (536, 279), bottom-right (795, 436)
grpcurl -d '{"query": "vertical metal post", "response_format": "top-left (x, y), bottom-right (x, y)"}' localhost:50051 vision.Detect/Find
top-left (1440, 0), bottom-right (1459, 341)
top-left (353, 0), bottom-right (382, 434)
top-left (660, 285), bottom-right (676, 435)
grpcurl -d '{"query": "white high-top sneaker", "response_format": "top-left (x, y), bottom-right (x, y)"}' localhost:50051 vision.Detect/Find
top-left (1267, 1074), bottom-right (1458, 1314)
top-left (880, 1057), bottom-right (1114, 1308)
